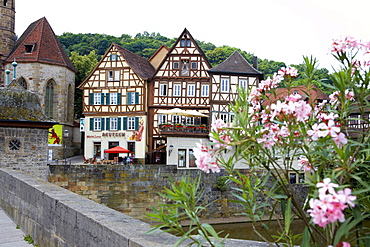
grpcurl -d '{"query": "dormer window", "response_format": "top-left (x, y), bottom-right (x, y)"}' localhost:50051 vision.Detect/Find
top-left (24, 44), bottom-right (35, 53)
top-left (180, 39), bottom-right (191, 47)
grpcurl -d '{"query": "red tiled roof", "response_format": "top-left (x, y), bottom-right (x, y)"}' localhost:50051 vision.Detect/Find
top-left (5, 17), bottom-right (76, 72)
top-left (263, 85), bottom-right (329, 106)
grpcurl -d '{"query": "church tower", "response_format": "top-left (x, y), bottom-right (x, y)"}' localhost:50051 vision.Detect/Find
top-left (0, 0), bottom-right (15, 86)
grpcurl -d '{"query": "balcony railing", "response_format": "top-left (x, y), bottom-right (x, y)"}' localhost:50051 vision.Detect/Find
top-left (158, 124), bottom-right (208, 134)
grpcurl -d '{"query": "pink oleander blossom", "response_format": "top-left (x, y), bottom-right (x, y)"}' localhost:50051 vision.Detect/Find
top-left (308, 179), bottom-right (356, 229)
top-left (278, 66), bottom-right (298, 78)
top-left (332, 132), bottom-right (348, 148)
top-left (299, 157), bottom-right (314, 172)
top-left (307, 122), bottom-right (329, 141)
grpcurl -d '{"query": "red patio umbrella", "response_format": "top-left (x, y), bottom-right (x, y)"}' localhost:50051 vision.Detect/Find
top-left (104, 146), bottom-right (131, 153)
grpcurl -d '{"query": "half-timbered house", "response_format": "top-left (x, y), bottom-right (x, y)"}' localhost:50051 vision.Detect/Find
top-left (78, 43), bottom-right (155, 163)
top-left (147, 28), bottom-right (212, 167)
top-left (208, 51), bottom-right (263, 123)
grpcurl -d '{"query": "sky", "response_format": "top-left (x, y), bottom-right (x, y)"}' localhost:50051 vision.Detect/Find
top-left (15, 0), bottom-right (370, 72)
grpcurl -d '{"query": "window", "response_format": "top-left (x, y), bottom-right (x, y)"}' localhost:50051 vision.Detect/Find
top-left (110, 93), bottom-right (117, 105)
top-left (108, 71), bottom-right (113, 81)
top-left (289, 173), bottom-right (297, 184)
top-left (239, 79), bottom-right (247, 90)
top-left (178, 149), bottom-right (186, 167)
top-left (180, 40), bottom-right (185, 47)
top-left (45, 80), bottom-right (54, 118)
top-left (189, 149), bottom-right (196, 167)
top-left (191, 62), bottom-right (197, 69)
top-left (94, 118), bottom-right (101, 131)
top-left (127, 92), bottom-right (139, 105)
top-left (173, 62), bottom-right (179, 69)
top-left (94, 93), bottom-right (101, 105)
top-left (158, 114), bottom-right (167, 124)
top-left (24, 44), bottom-right (35, 53)
top-left (174, 84), bottom-right (181, 96)
top-left (110, 117), bottom-right (118, 130)
top-left (9, 139), bottom-right (21, 151)
top-left (127, 117), bottom-right (135, 130)
top-left (110, 54), bottom-right (118, 61)
top-left (181, 60), bottom-right (189, 76)
top-left (201, 84), bottom-right (209, 97)
top-left (221, 78), bottom-right (229, 92)
top-left (18, 77), bottom-right (27, 90)
top-left (186, 40), bottom-right (191, 47)
top-left (220, 113), bottom-right (228, 123)
top-left (186, 117), bottom-right (194, 125)
top-left (172, 115), bottom-right (180, 124)
top-left (187, 84), bottom-right (195, 97)
top-left (115, 71), bottom-right (120, 81)
top-left (159, 84), bottom-right (167, 96)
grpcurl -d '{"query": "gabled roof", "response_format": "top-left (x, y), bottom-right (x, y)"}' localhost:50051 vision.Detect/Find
top-left (208, 51), bottom-right (262, 76)
top-left (149, 45), bottom-right (170, 70)
top-left (79, 43), bottom-right (155, 88)
top-left (114, 43), bottom-right (155, 79)
top-left (5, 17), bottom-right (76, 72)
top-left (153, 28), bottom-right (212, 76)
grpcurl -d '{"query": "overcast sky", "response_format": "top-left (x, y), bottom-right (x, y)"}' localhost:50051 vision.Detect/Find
top-left (15, 0), bottom-right (370, 72)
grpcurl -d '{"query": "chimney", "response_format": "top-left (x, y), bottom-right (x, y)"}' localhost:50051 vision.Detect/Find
top-left (253, 56), bottom-right (258, 70)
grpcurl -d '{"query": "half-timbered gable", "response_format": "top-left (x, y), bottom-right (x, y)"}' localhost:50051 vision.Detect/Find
top-left (79, 43), bottom-right (155, 162)
top-left (208, 51), bottom-right (263, 122)
top-left (147, 29), bottom-right (212, 167)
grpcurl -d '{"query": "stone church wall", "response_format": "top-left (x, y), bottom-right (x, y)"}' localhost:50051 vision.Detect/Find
top-left (0, 127), bottom-right (49, 180)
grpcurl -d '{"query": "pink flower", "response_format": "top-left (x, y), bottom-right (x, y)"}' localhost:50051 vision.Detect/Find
top-left (307, 123), bottom-right (328, 141)
top-left (294, 101), bottom-right (312, 122)
top-left (278, 66), bottom-right (298, 78)
top-left (337, 188), bottom-right (356, 207)
top-left (332, 132), bottom-right (348, 148)
top-left (298, 157), bottom-right (314, 172)
top-left (211, 119), bottom-right (227, 132)
top-left (317, 178), bottom-right (339, 195)
top-left (322, 120), bottom-right (341, 138)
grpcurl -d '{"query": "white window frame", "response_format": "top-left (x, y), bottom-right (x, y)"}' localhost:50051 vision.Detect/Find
top-left (114, 71), bottom-right (120, 81)
top-left (127, 117), bottom-right (135, 130)
top-left (201, 84), bottom-right (209, 97)
top-left (191, 62), bottom-right (197, 69)
top-left (172, 115), bottom-right (180, 124)
top-left (173, 62), bottom-right (179, 69)
top-left (174, 84), bottom-right (181, 96)
top-left (239, 79), bottom-right (247, 90)
top-left (110, 54), bottom-right (118, 61)
top-left (159, 84), bottom-right (167, 96)
top-left (128, 92), bottom-right (136, 104)
top-left (108, 71), bottom-right (113, 81)
top-left (187, 84), bottom-right (195, 97)
top-left (220, 113), bottom-right (228, 123)
top-left (110, 93), bottom-right (117, 105)
top-left (186, 117), bottom-right (194, 124)
top-left (94, 93), bottom-right (101, 105)
top-left (93, 118), bottom-right (101, 131)
top-left (158, 114), bottom-right (167, 124)
top-left (110, 117), bottom-right (118, 130)
top-left (221, 78), bottom-right (229, 92)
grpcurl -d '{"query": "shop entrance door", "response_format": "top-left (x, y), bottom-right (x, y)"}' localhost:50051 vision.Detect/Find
top-left (108, 142), bottom-right (119, 160)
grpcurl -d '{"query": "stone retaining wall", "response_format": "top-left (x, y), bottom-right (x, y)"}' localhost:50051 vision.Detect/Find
top-left (0, 168), bottom-right (271, 247)
top-left (48, 164), bottom-right (246, 222)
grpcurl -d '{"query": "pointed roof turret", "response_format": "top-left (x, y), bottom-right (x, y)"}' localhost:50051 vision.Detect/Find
top-left (208, 50), bottom-right (262, 76)
top-left (5, 17), bottom-right (76, 72)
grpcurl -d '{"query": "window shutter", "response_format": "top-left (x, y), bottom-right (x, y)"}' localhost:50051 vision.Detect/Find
top-left (135, 117), bottom-right (139, 130)
top-left (101, 93), bottom-right (105, 105)
top-left (127, 93), bottom-right (132, 105)
top-left (118, 117), bottom-right (122, 130)
top-left (89, 93), bottom-right (94, 105)
top-left (90, 118), bottom-right (94, 131)
top-left (106, 118), bottom-right (110, 131)
top-left (117, 93), bottom-right (121, 105)
top-left (101, 118), bottom-right (105, 130)
top-left (123, 117), bottom-right (127, 130)
top-left (106, 93), bottom-right (110, 105)
top-left (135, 92), bottom-right (139, 104)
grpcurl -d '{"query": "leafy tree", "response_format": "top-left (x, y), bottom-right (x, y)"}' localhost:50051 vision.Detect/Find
top-left (70, 50), bottom-right (99, 118)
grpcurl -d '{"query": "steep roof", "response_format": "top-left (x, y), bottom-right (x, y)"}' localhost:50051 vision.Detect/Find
top-left (5, 17), bottom-right (76, 72)
top-left (208, 51), bottom-right (262, 76)
top-left (114, 43), bottom-right (155, 79)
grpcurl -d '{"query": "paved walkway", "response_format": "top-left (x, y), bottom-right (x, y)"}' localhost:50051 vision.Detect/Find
top-left (0, 209), bottom-right (31, 247)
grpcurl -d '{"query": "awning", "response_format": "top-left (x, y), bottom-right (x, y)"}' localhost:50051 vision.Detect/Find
top-left (157, 108), bottom-right (208, 117)
top-left (104, 146), bottom-right (131, 153)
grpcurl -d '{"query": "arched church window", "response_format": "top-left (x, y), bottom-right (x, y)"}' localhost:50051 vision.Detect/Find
top-left (45, 80), bottom-right (54, 118)
top-left (18, 77), bottom-right (27, 90)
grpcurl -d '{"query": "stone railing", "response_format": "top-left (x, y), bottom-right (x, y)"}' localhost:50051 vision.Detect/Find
top-left (0, 168), bottom-right (271, 247)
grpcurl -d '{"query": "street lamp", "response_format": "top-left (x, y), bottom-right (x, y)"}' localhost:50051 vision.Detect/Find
top-left (63, 129), bottom-right (69, 165)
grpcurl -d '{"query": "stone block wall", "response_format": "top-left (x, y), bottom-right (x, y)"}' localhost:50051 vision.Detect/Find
top-left (48, 164), bottom-right (246, 222)
top-left (0, 127), bottom-right (49, 179)
top-left (0, 168), bottom-right (271, 247)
